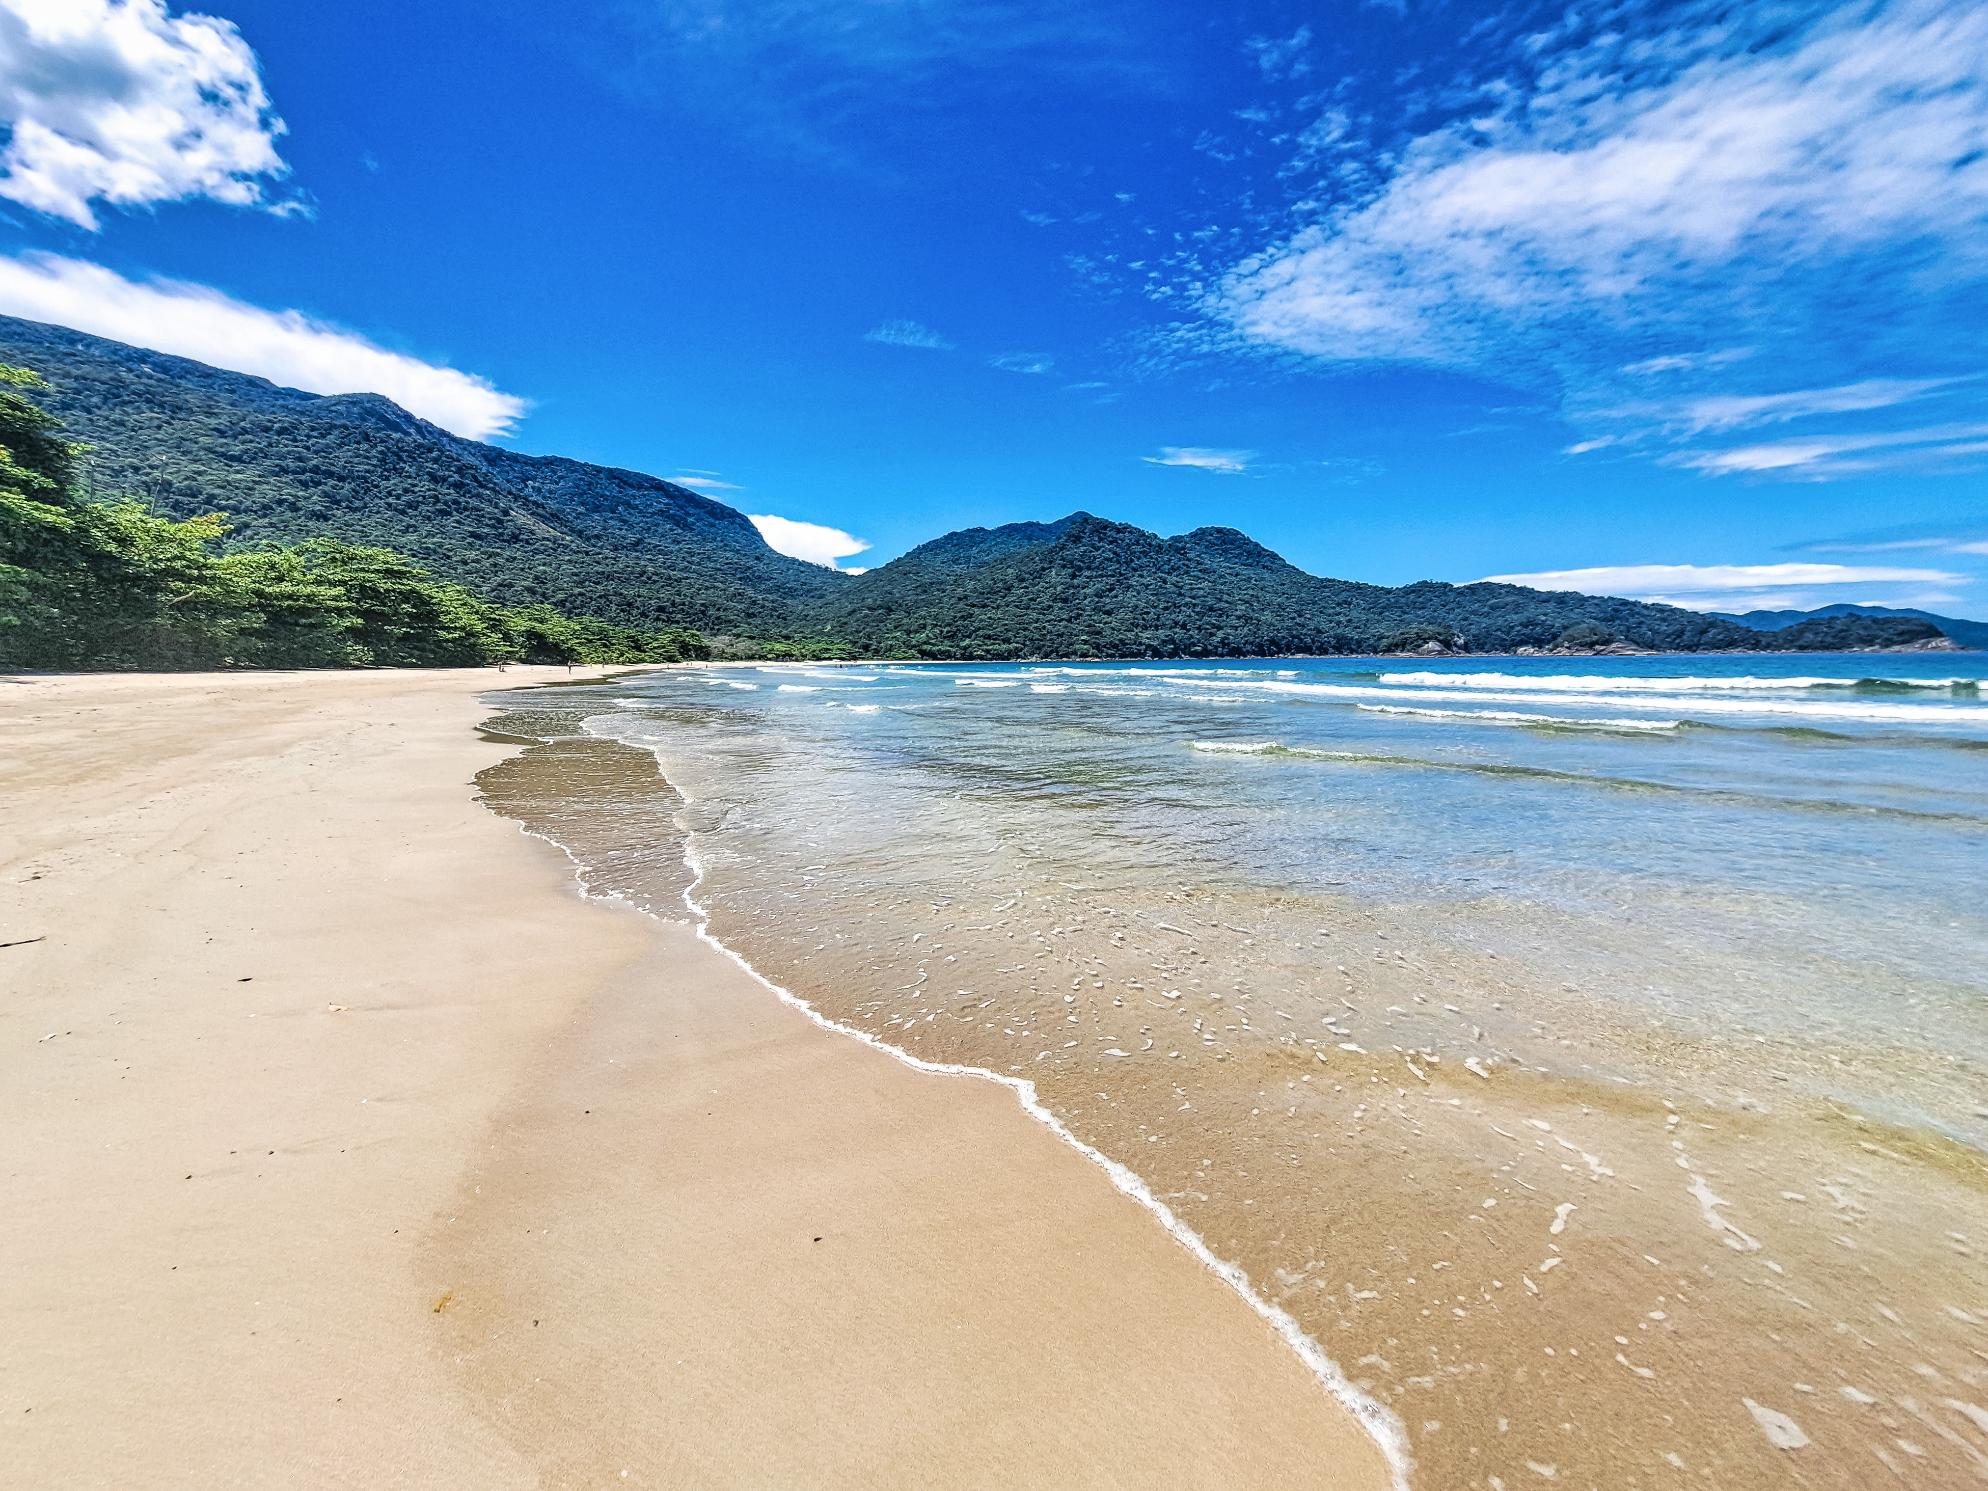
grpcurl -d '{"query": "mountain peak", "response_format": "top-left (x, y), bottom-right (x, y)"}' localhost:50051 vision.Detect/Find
top-left (1172, 526), bottom-right (1288, 569)
top-left (305, 390), bottom-right (441, 441)
top-left (0, 311), bottom-right (841, 633)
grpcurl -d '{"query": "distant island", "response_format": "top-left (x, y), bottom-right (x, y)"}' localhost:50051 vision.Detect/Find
top-left (1716, 602), bottom-right (1988, 652)
top-left (0, 314), bottom-right (1962, 670)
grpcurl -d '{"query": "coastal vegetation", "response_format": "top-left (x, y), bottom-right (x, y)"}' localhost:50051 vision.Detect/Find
top-left (810, 511), bottom-right (1940, 658)
top-left (0, 317), bottom-right (1953, 670)
top-left (0, 364), bottom-right (720, 670)
top-left (0, 315), bottom-right (842, 637)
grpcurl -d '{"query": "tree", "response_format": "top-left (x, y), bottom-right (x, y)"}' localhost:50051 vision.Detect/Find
top-left (0, 363), bottom-right (86, 640)
top-left (1555, 621), bottom-right (1617, 650)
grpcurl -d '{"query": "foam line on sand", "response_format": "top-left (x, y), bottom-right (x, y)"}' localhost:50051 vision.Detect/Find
top-left (525, 719), bottom-right (1414, 1490)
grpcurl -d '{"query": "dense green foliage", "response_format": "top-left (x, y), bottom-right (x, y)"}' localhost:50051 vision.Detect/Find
top-left (1751, 613), bottom-right (1946, 653)
top-left (0, 364), bottom-right (719, 670)
top-left (813, 513), bottom-right (1940, 658)
top-left (0, 315), bottom-right (1952, 667)
top-left (1720, 603), bottom-right (1986, 650)
top-left (0, 315), bottom-right (843, 635)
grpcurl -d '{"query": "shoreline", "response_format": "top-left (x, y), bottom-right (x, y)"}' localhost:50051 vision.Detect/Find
top-left (684, 644), bottom-right (1974, 671)
top-left (1, 668), bottom-right (1395, 1488)
top-left (663, 770), bottom-right (1412, 1482)
top-left (576, 660), bottom-right (1988, 1487)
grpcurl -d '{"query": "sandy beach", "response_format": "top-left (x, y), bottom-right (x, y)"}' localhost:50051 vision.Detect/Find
top-left (0, 668), bottom-right (1394, 1490)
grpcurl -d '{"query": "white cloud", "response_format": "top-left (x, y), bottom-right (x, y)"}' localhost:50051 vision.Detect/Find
top-left (1676, 421), bottom-right (1988, 476)
top-left (0, 252), bottom-right (527, 440)
top-left (747, 513), bottom-right (871, 570)
top-left (670, 474), bottom-right (742, 491)
top-left (1222, 2), bottom-right (1988, 366)
top-left (1243, 26), bottom-right (1311, 80)
top-left (1481, 561), bottom-right (1968, 612)
top-left (1142, 446), bottom-right (1254, 474)
top-left (1211, 1), bottom-right (1988, 481)
top-left (0, 0), bottom-right (293, 230)
top-left (1649, 378), bottom-right (1961, 434)
top-left (865, 319), bottom-right (953, 350)
top-left (1620, 349), bottom-right (1752, 376)
top-left (990, 351), bottom-right (1053, 375)
top-left (1804, 537), bottom-right (1957, 553)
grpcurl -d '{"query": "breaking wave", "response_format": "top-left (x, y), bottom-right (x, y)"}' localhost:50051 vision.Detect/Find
top-left (1378, 671), bottom-right (1979, 695)
top-left (1355, 704), bottom-right (1684, 733)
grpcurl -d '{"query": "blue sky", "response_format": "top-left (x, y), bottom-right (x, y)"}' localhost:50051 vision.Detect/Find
top-left (1, 0), bottom-right (1986, 616)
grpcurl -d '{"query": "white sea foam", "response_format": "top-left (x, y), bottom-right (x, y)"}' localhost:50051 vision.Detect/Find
top-left (1356, 704), bottom-right (1683, 733)
top-left (1025, 665), bottom-right (1263, 679)
top-left (1176, 677), bottom-right (1988, 725)
top-left (957, 679), bottom-right (1025, 688)
top-left (1742, 1398), bottom-right (1810, 1451)
top-left (776, 684), bottom-right (821, 693)
top-left (533, 726), bottom-right (1412, 1489)
top-left (1378, 671), bottom-right (1972, 694)
top-left (1191, 740), bottom-right (1286, 755)
top-left (843, 703), bottom-right (883, 714)
top-left (671, 854), bottom-right (1411, 1487)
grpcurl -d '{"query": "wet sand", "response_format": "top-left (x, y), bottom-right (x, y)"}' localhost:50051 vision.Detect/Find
top-left (564, 666), bottom-right (1988, 1491)
top-left (0, 669), bottom-right (1393, 1489)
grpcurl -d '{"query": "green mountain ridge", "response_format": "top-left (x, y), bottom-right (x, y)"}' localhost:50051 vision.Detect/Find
top-left (821, 511), bottom-right (1937, 657)
top-left (0, 313), bottom-right (1950, 660)
top-left (1716, 603), bottom-right (1988, 650)
top-left (0, 315), bottom-right (843, 636)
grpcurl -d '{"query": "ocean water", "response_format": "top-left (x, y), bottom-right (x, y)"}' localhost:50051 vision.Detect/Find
top-left (495, 652), bottom-right (1988, 1489)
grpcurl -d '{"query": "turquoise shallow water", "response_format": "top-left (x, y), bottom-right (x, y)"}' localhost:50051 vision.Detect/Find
top-left (547, 649), bottom-right (1988, 1485)
top-left (588, 650), bottom-right (1988, 1138)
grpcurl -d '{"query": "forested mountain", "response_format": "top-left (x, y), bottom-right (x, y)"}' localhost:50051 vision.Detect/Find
top-left (816, 512), bottom-right (1939, 657)
top-left (0, 315), bottom-right (1950, 664)
top-left (1716, 602), bottom-right (1986, 649)
top-left (0, 315), bottom-right (844, 635)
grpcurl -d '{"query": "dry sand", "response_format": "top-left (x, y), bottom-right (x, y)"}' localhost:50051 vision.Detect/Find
top-left (0, 668), bottom-right (1394, 1490)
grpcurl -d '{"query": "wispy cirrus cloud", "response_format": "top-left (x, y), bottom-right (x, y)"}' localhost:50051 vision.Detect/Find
top-left (593, 0), bottom-right (1169, 168)
top-left (990, 351), bottom-right (1053, 375)
top-left (1206, 0), bottom-right (1988, 481)
top-left (1221, 1), bottom-right (1988, 365)
top-left (1481, 560), bottom-right (1970, 612)
top-left (746, 512), bottom-right (871, 570)
top-left (1785, 523), bottom-right (1988, 559)
top-left (0, 0), bottom-right (296, 230)
top-left (1620, 349), bottom-right (1753, 377)
top-left (1628, 379), bottom-right (1965, 436)
top-left (1243, 26), bottom-right (1312, 81)
top-left (1808, 538), bottom-right (1969, 553)
top-left (670, 473), bottom-right (743, 491)
top-left (1572, 379), bottom-right (1988, 475)
top-left (1143, 446), bottom-right (1254, 474)
top-left (0, 252), bottom-right (527, 439)
top-left (865, 319), bottom-right (954, 351)
top-left (1674, 422), bottom-right (1988, 477)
